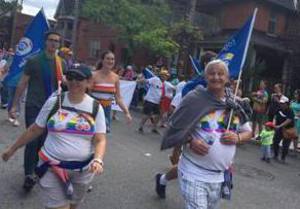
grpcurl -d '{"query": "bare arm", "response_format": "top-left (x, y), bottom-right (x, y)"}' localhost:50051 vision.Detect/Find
top-left (2, 124), bottom-right (45, 161)
top-left (93, 133), bottom-right (106, 160)
top-left (89, 133), bottom-right (107, 174)
top-left (9, 74), bottom-right (30, 117)
top-left (276, 119), bottom-right (292, 129)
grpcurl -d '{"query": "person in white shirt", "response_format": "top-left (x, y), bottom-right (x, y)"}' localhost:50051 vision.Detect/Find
top-left (138, 70), bottom-right (172, 134)
top-left (2, 64), bottom-right (107, 209)
top-left (177, 60), bottom-right (252, 209)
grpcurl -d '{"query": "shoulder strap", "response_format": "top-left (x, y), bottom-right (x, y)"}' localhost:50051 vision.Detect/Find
top-left (92, 99), bottom-right (99, 119)
top-left (47, 92), bottom-right (65, 122)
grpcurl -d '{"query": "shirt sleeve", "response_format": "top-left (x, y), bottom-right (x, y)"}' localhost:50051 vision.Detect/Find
top-left (35, 96), bottom-right (57, 128)
top-left (95, 104), bottom-right (106, 134)
top-left (238, 121), bottom-right (252, 133)
top-left (287, 109), bottom-right (295, 120)
top-left (23, 58), bottom-right (35, 77)
top-left (146, 77), bottom-right (155, 85)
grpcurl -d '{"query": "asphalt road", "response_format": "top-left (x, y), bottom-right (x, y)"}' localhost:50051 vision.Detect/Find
top-left (1, 107), bottom-right (300, 209)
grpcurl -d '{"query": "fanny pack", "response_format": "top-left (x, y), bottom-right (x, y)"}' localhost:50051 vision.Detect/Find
top-left (35, 150), bottom-right (93, 199)
top-left (221, 168), bottom-right (233, 200)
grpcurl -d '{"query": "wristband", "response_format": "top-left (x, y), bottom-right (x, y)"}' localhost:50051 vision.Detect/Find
top-left (92, 158), bottom-right (104, 166)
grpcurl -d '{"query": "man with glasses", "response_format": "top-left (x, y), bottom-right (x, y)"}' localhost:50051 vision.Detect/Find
top-left (9, 31), bottom-right (66, 191)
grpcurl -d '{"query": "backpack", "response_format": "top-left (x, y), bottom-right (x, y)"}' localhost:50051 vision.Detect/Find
top-left (47, 92), bottom-right (99, 122)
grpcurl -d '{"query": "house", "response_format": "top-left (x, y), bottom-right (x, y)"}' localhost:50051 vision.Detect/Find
top-left (191, 0), bottom-right (300, 92)
top-left (0, 12), bottom-right (56, 50)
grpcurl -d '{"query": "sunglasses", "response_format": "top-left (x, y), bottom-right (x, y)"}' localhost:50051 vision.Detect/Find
top-left (66, 73), bottom-right (86, 81)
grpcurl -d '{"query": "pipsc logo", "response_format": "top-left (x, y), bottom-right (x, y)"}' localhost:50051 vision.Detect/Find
top-left (16, 37), bottom-right (33, 56)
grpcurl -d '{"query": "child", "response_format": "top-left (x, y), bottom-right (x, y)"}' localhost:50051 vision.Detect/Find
top-left (260, 121), bottom-right (275, 163)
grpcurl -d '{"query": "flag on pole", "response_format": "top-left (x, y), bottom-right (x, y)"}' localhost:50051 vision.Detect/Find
top-left (143, 67), bottom-right (156, 79)
top-left (217, 8), bottom-right (257, 78)
top-left (189, 55), bottom-right (202, 76)
top-left (4, 9), bottom-right (49, 83)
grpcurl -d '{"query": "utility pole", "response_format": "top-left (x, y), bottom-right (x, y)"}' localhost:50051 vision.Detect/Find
top-left (71, 0), bottom-right (79, 59)
top-left (10, 0), bottom-right (18, 48)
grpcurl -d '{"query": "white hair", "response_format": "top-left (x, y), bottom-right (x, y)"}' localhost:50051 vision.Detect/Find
top-left (204, 59), bottom-right (229, 74)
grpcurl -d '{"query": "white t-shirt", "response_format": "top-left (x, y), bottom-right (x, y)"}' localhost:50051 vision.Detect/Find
top-left (176, 81), bottom-right (186, 95)
top-left (171, 93), bottom-right (182, 109)
top-left (144, 77), bottom-right (163, 104)
top-left (164, 81), bottom-right (175, 99)
top-left (35, 93), bottom-right (106, 161)
top-left (179, 109), bottom-right (251, 183)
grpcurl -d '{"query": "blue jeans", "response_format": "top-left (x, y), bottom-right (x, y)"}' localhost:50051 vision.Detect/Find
top-left (7, 86), bottom-right (20, 112)
top-left (103, 105), bottom-right (111, 133)
top-left (24, 106), bottom-right (47, 176)
top-left (261, 145), bottom-right (271, 159)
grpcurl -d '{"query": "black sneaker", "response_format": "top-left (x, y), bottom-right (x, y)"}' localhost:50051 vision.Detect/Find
top-left (266, 158), bottom-right (271, 163)
top-left (138, 127), bottom-right (144, 134)
top-left (155, 173), bottom-right (166, 199)
top-left (23, 175), bottom-right (37, 192)
top-left (151, 129), bottom-right (160, 135)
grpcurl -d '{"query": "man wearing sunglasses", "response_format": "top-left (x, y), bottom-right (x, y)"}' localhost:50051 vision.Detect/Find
top-left (9, 31), bottom-right (67, 192)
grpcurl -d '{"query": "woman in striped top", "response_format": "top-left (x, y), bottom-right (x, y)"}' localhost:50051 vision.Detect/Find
top-left (91, 51), bottom-right (132, 132)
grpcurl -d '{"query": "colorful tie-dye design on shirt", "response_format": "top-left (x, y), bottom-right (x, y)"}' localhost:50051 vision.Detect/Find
top-left (47, 110), bottom-right (96, 136)
top-left (192, 110), bottom-right (240, 145)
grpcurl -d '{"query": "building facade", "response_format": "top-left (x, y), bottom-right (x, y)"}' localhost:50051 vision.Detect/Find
top-left (193, 0), bottom-right (300, 92)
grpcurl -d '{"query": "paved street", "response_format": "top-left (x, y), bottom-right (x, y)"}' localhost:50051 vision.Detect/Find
top-left (1, 107), bottom-right (300, 209)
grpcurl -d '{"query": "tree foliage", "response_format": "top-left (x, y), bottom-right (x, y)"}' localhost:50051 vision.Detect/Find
top-left (0, 0), bottom-right (15, 18)
top-left (83, 0), bottom-right (178, 57)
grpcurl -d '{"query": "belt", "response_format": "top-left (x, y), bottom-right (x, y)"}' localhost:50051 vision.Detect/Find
top-left (182, 153), bottom-right (222, 173)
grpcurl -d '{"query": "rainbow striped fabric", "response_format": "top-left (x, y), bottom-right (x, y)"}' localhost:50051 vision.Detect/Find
top-left (91, 83), bottom-right (116, 107)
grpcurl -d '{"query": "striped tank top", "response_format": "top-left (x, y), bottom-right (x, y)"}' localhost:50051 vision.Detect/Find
top-left (91, 83), bottom-right (116, 107)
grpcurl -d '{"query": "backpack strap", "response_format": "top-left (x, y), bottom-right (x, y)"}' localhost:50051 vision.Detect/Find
top-left (46, 93), bottom-right (99, 123)
top-left (47, 92), bottom-right (65, 122)
top-left (92, 99), bottom-right (99, 119)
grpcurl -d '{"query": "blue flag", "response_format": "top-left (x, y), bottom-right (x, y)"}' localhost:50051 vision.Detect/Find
top-left (189, 55), bottom-right (202, 76)
top-left (217, 9), bottom-right (257, 78)
top-left (182, 76), bottom-right (206, 97)
top-left (143, 67), bottom-right (156, 79)
top-left (4, 9), bottom-right (49, 83)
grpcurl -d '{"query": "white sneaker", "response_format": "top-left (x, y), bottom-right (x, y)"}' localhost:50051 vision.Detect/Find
top-left (8, 117), bottom-right (15, 123)
top-left (13, 120), bottom-right (20, 127)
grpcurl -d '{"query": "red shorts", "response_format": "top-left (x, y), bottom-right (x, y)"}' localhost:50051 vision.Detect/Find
top-left (160, 97), bottom-right (172, 113)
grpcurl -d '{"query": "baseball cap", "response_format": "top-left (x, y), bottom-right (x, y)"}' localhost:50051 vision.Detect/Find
top-left (279, 96), bottom-right (289, 103)
top-left (67, 64), bottom-right (92, 79)
top-left (265, 121), bottom-right (275, 128)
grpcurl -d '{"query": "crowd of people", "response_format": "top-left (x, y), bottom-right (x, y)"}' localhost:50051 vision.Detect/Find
top-left (0, 30), bottom-right (300, 209)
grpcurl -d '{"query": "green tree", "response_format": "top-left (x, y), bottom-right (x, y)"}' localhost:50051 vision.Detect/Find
top-left (83, 0), bottom-right (178, 58)
top-left (0, 0), bottom-right (14, 18)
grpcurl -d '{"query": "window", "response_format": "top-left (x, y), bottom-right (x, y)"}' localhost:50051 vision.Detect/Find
top-left (67, 22), bottom-right (73, 30)
top-left (89, 40), bottom-right (101, 58)
top-left (268, 11), bottom-right (277, 34)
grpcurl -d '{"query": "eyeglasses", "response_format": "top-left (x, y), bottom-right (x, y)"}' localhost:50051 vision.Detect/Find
top-left (47, 38), bottom-right (60, 43)
top-left (66, 73), bottom-right (86, 81)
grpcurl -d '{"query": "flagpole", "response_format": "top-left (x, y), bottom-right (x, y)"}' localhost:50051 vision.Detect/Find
top-left (226, 8), bottom-right (257, 131)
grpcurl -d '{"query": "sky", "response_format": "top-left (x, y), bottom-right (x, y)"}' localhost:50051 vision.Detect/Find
top-left (22, 0), bottom-right (60, 20)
